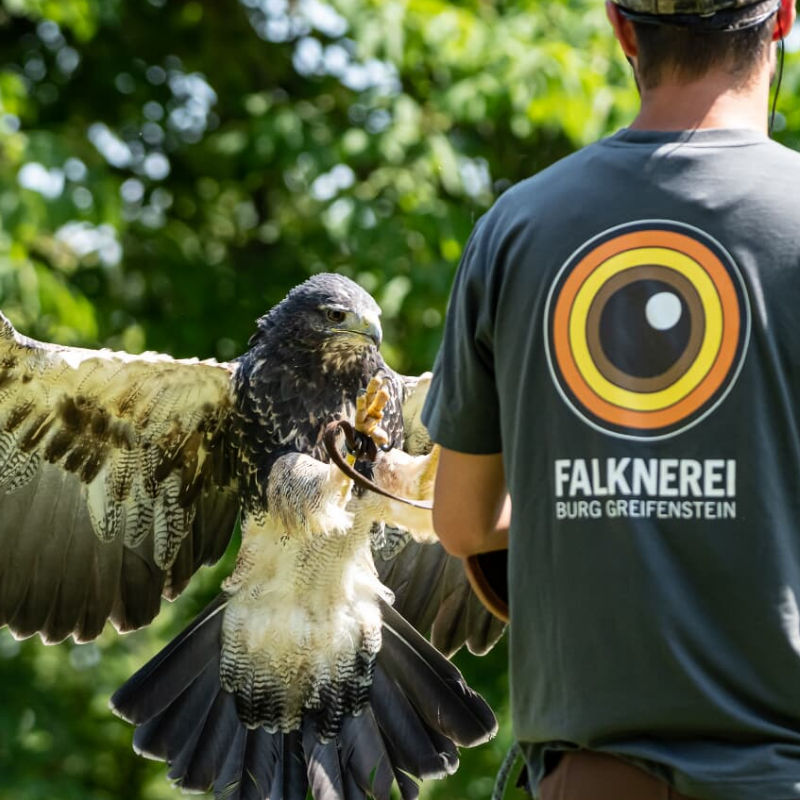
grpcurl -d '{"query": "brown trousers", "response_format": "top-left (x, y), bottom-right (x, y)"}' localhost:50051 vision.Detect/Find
top-left (539, 752), bottom-right (698, 800)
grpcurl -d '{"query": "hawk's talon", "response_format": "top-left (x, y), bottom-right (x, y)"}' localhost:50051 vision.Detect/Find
top-left (355, 375), bottom-right (391, 448)
top-left (339, 421), bottom-right (378, 462)
top-left (352, 431), bottom-right (378, 462)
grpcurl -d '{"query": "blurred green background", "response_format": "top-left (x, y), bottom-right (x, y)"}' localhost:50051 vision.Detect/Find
top-left (0, 0), bottom-right (797, 798)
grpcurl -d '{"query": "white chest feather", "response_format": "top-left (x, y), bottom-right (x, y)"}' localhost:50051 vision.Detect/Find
top-left (219, 451), bottom-right (390, 732)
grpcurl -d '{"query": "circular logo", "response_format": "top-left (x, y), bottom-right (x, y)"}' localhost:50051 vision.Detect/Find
top-left (545, 221), bottom-right (750, 440)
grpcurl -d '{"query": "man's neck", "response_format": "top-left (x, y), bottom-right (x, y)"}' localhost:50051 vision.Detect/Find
top-left (630, 65), bottom-right (771, 134)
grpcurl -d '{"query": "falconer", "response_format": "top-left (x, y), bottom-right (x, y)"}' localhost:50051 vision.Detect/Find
top-left (422, 1), bottom-right (800, 798)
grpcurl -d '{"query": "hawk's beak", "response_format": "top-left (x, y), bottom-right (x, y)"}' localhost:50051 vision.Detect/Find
top-left (353, 312), bottom-right (382, 348)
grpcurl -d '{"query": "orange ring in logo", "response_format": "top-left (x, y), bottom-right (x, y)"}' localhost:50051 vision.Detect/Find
top-left (550, 227), bottom-right (745, 436)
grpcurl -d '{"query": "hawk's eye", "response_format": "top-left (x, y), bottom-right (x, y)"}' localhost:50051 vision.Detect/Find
top-left (325, 309), bottom-right (347, 324)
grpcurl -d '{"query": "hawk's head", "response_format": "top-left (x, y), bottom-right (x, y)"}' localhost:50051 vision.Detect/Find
top-left (251, 273), bottom-right (382, 370)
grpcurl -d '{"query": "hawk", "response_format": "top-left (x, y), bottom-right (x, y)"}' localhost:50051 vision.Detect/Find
top-left (0, 273), bottom-right (504, 800)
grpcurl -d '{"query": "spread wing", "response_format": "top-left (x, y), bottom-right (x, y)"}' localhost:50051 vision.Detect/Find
top-left (374, 371), bottom-right (506, 657)
top-left (0, 313), bottom-right (239, 644)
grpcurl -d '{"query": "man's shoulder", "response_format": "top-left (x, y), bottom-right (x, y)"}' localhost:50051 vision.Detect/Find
top-left (496, 141), bottom-right (604, 206)
top-left (484, 131), bottom-right (800, 227)
top-left (475, 139), bottom-right (609, 246)
top-left (760, 136), bottom-right (800, 161)
top-left (758, 137), bottom-right (800, 180)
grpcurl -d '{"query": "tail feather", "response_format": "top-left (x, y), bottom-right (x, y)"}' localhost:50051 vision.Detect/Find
top-left (132, 658), bottom-right (219, 762)
top-left (239, 728), bottom-right (279, 800)
top-left (378, 601), bottom-right (497, 747)
top-left (340, 710), bottom-right (419, 800)
top-left (213, 724), bottom-right (247, 798)
top-left (302, 724), bottom-right (345, 800)
top-left (343, 770), bottom-right (368, 800)
top-left (393, 770), bottom-right (421, 800)
top-left (370, 667), bottom-right (457, 779)
top-left (272, 732), bottom-right (309, 800)
top-left (111, 594), bottom-right (226, 722)
top-left (339, 709), bottom-right (396, 800)
top-left (111, 596), bottom-right (495, 800)
top-left (174, 692), bottom-right (240, 789)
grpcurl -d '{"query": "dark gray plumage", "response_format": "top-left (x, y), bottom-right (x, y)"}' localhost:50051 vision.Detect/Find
top-left (231, 273), bottom-right (394, 506)
top-left (374, 536), bottom-right (506, 657)
top-left (0, 273), bottom-right (501, 799)
top-left (113, 598), bottom-right (494, 800)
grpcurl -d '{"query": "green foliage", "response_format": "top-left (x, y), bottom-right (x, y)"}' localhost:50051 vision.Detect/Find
top-left (0, 0), bottom-right (797, 798)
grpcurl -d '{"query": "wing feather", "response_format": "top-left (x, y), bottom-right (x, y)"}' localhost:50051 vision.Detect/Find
top-left (0, 312), bottom-right (240, 642)
top-left (373, 370), bottom-right (506, 656)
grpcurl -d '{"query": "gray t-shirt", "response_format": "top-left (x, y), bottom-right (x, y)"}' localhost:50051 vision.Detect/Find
top-left (422, 128), bottom-right (800, 799)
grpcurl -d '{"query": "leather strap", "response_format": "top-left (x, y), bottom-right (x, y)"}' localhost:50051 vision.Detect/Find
top-left (324, 419), bottom-right (510, 623)
top-left (322, 420), bottom-right (433, 511)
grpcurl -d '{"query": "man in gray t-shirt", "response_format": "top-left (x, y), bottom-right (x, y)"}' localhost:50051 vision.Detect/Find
top-left (422, 1), bottom-right (800, 798)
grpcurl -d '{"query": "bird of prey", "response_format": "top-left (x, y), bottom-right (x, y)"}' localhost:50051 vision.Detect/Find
top-left (0, 273), bottom-right (503, 800)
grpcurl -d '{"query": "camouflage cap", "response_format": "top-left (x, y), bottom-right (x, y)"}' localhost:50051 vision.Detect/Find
top-left (611, 0), bottom-right (781, 29)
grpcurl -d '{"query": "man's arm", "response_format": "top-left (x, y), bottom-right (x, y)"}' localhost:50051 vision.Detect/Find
top-left (431, 447), bottom-right (510, 558)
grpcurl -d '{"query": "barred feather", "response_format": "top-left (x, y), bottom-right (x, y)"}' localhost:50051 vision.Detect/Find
top-left (111, 588), bottom-right (495, 800)
top-left (2, 277), bottom-right (501, 799)
top-left (0, 311), bottom-right (238, 640)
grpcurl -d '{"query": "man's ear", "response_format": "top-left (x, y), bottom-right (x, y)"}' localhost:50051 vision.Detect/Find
top-left (606, 1), bottom-right (639, 59)
top-left (773, 0), bottom-right (796, 41)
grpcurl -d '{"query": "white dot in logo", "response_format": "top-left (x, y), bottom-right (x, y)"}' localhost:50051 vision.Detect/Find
top-left (646, 291), bottom-right (682, 331)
